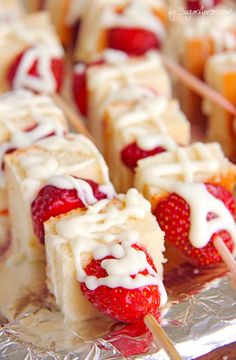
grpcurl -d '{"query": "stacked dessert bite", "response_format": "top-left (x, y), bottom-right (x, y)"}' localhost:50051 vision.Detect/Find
top-left (0, 90), bottom-right (67, 245)
top-left (0, 11), bottom-right (64, 94)
top-left (135, 142), bottom-right (236, 266)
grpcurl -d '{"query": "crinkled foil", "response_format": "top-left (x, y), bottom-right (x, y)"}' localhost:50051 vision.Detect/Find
top-left (0, 244), bottom-right (236, 360)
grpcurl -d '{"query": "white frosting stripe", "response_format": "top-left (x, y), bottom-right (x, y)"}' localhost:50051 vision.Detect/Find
top-left (155, 179), bottom-right (236, 251)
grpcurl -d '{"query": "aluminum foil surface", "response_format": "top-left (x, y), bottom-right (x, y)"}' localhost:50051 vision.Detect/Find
top-left (0, 243), bottom-right (235, 360)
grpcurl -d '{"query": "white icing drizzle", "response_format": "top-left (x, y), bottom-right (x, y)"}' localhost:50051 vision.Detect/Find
top-left (99, 84), bottom-right (155, 119)
top-left (12, 46), bottom-right (61, 93)
top-left (102, 0), bottom-right (166, 41)
top-left (137, 142), bottom-right (220, 183)
top-left (18, 134), bottom-right (112, 202)
top-left (54, 188), bottom-right (167, 305)
top-left (136, 134), bottom-right (177, 151)
top-left (152, 179), bottom-right (236, 251)
top-left (47, 175), bottom-right (115, 206)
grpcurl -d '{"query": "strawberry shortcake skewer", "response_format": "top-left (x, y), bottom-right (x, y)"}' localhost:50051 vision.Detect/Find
top-left (75, 0), bottom-right (168, 62)
top-left (0, 12), bottom-right (64, 94)
top-left (5, 133), bottom-right (114, 262)
top-left (103, 96), bottom-right (190, 192)
top-left (44, 188), bottom-right (167, 323)
top-left (204, 52), bottom-right (236, 162)
top-left (135, 142), bottom-right (236, 266)
top-left (0, 90), bottom-right (67, 245)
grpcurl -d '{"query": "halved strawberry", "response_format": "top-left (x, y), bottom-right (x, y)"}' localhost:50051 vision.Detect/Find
top-left (154, 183), bottom-right (236, 266)
top-left (31, 178), bottom-right (107, 244)
top-left (107, 27), bottom-right (161, 56)
top-left (121, 142), bottom-right (166, 171)
top-left (186, 0), bottom-right (221, 11)
top-left (73, 59), bottom-right (104, 116)
top-left (81, 244), bottom-right (161, 323)
top-left (7, 48), bottom-right (64, 93)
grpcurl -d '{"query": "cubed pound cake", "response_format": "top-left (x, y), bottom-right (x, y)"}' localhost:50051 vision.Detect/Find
top-left (135, 142), bottom-right (236, 206)
top-left (75, 0), bottom-right (168, 61)
top-left (0, 90), bottom-right (67, 244)
top-left (5, 133), bottom-right (114, 262)
top-left (0, 11), bottom-right (64, 94)
top-left (44, 188), bottom-right (167, 324)
top-left (104, 96), bottom-right (190, 192)
top-left (204, 52), bottom-right (236, 162)
top-left (87, 51), bottom-right (172, 150)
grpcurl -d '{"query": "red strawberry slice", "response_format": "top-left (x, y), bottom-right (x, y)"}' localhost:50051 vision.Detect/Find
top-left (73, 59), bottom-right (104, 117)
top-left (31, 178), bottom-right (107, 244)
top-left (186, 0), bottom-right (221, 11)
top-left (107, 27), bottom-right (161, 56)
top-left (121, 142), bottom-right (166, 171)
top-left (81, 244), bottom-right (161, 323)
top-left (154, 183), bottom-right (236, 267)
top-left (7, 48), bottom-right (64, 93)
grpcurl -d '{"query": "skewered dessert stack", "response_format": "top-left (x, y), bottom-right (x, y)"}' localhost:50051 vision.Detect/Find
top-left (0, 1), bottom-right (236, 358)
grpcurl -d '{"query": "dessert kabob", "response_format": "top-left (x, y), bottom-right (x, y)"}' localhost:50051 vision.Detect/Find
top-left (0, 11), bottom-right (64, 95)
top-left (0, 90), bottom-right (68, 247)
top-left (2, 98), bottom-right (182, 359)
top-left (135, 142), bottom-right (236, 272)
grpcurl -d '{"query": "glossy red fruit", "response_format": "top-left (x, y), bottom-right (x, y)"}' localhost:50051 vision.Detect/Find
top-left (121, 142), bottom-right (166, 171)
top-left (104, 321), bottom-right (153, 357)
top-left (154, 183), bottom-right (236, 266)
top-left (107, 27), bottom-right (161, 56)
top-left (186, 0), bottom-right (221, 11)
top-left (73, 59), bottom-right (104, 116)
top-left (31, 178), bottom-right (107, 244)
top-left (81, 244), bottom-right (161, 323)
top-left (7, 48), bottom-right (64, 93)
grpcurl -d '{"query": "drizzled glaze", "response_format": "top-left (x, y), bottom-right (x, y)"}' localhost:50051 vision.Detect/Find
top-left (152, 179), bottom-right (236, 251)
top-left (48, 175), bottom-right (115, 206)
top-left (18, 134), bottom-right (112, 202)
top-left (53, 188), bottom-right (167, 305)
top-left (113, 97), bottom-right (187, 150)
top-left (12, 46), bottom-right (60, 93)
top-left (136, 142), bottom-right (221, 184)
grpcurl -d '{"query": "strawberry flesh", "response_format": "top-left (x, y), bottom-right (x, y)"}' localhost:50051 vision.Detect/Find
top-left (121, 142), bottom-right (166, 171)
top-left (81, 244), bottom-right (161, 323)
top-left (107, 27), bottom-right (161, 56)
top-left (73, 59), bottom-right (104, 116)
top-left (154, 183), bottom-right (236, 266)
top-left (31, 178), bottom-right (107, 244)
top-left (7, 48), bottom-right (64, 93)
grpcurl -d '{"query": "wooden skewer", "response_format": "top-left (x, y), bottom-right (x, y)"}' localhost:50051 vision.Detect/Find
top-left (162, 56), bottom-right (236, 117)
top-left (144, 314), bottom-right (182, 360)
top-left (51, 94), bottom-right (94, 140)
top-left (214, 236), bottom-right (236, 277)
